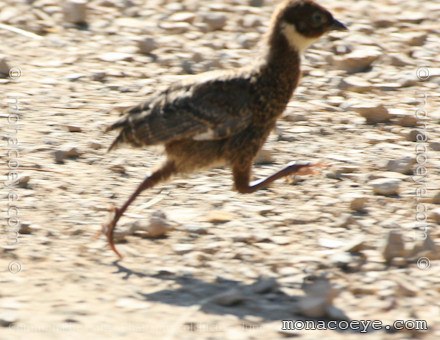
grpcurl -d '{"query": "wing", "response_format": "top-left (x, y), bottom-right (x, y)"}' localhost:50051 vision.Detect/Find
top-left (106, 74), bottom-right (253, 151)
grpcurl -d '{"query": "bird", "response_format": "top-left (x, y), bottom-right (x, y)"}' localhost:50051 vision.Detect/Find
top-left (102, 0), bottom-right (347, 258)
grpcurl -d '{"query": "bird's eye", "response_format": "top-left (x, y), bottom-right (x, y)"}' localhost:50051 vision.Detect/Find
top-left (312, 12), bottom-right (326, 27)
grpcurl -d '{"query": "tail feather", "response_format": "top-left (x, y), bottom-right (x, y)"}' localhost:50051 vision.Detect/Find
top-left (105, 116), bottom-right (128, 133)
top-left (107, 133), bottom-right (125, 152)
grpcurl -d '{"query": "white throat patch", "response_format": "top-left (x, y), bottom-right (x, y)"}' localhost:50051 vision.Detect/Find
top-left (280, 23), bottom-right (318, 53)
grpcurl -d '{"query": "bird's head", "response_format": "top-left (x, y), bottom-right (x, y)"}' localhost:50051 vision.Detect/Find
top-left (272, 0), bottom-right (347, 53)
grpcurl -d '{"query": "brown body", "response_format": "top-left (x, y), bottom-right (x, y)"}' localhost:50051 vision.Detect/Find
top-left (103, 0), bottom-right (347, 257)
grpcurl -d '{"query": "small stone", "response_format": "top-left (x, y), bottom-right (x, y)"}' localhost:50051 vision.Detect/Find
top-left (330, 49), bottom-right (381, 73)
top-left (430, 142), bottom-right (440, 151)
top-left (250, 276), bottom-right (278, 294)
top-left (403, 32), bottom-right (427, 46)
top-left (255, 148), bottom-right (274, 164)
top-left (202, 13), bottom-right (227, 31)
top-left (88, 141), bottom-right (103, 150)
top-left (145, 210), bottom-right (172, 238)
top-left (212, 288), bottom-right (244, 306)
top-left (0, 313), bottom-right (18, 327)
top-left (382, 231), bottom-right (406, 263)
top-left (204, 210), bottom-right (235, 223)
top-left (137, 37), bottom-right (158, 54)
top-left (297, 277), bottom-right (340, 318)
top-left (54, 144), bottom-right (81, 163)
top-left (109, 164), bottom-right (126, 174)
top-left (370, 178), bottom-right (401, 196)
top-left (326, 306), bottom-right (348, 320)
top-left (388, 53), bottom-right (414, 67)
top-left (99, 52), bottom-right (133, 62)
top-left (18, 175), bottom-right (31, 188)
top-left (0, 55), bottom-right (11, 78)
top-left (19, 222), bottom-right (33, 234)
top-left (352, 104), bottom-right (391, 124)
top-left (390, 257), bottom-right (407, 267)
top-left (115, 298), bottom-right (150, 310)
top-left (160, 22), bottom-right (191, 34)
top-left (63, 0), bottom-right (87, 25)
top-left (410, 233), bottom-right (440, 260)
top-left (344, 238), bottom-right (368, 253)
top-left (65, 73), bottom-right (83, 81)
top-left (91, 71), bottom-right (106, 82)
top-left (350, 196), bottom-right (367, 212)
top-left (338, 76), bottom-right (371, 92)
top-left (249, 0), bottom-right (264, 7)
top-left (388, 108), bottom-right (418, 127)
top-left (172, 243), bottom-right (194, 255)
top-left (168, 12), bottom-right (196, 23)
top-left (395, 279), bottom-right (417, 297)
top-left (407, 129), bottom-right (427, 142)
top-left (430, 208), bottom-right (440, 225)
top-left (386, 156), bottom-right (415, 175)
top-left (65, 125), bottom-right (82, 132)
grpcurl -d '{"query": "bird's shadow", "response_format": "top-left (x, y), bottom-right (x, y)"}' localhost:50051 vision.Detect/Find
top-left (109, 261), bottom-right (397, 335)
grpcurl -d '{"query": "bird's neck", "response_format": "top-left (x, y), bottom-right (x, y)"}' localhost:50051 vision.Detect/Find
top-left (251, 29), bottom-right (302, 117)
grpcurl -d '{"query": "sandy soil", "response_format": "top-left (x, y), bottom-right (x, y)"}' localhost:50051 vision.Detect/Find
top-left (1, 0), bottom-right (439, 339)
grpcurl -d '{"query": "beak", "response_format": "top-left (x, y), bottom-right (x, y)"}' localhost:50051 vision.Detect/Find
top-left (330, 18), bottom-right (348, 31)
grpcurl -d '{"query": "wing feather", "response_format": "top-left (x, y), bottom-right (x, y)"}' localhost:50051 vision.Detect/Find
top-left (106, 75), bottom-right (253, 150)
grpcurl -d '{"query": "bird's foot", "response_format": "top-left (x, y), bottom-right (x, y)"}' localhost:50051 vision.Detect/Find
top-left (101, 205), bottom-right (123, 259)
top-left (286, 161), bottom-right (328, 176)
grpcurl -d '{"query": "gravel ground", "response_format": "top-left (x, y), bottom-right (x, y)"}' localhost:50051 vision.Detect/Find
top-left (1, 0), bottom-right (439, 339)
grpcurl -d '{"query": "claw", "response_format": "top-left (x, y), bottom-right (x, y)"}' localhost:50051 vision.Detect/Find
top-left (101, 206), bottom-right (123, 259)
top-left (287, 161), bottom-right (328, 176)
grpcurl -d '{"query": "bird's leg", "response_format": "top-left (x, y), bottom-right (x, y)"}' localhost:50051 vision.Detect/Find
top-left (102, 161), bottom-right (176, 258)
top-left (233, 161), bottom-right (317, 194)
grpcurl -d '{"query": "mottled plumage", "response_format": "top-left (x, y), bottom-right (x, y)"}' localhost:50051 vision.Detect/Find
top-left (102, 0), bottom-right (347, 258)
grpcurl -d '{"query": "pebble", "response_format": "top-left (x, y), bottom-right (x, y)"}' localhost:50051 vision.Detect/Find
top-left (430, 142), bottom-right (440, 151)
top-left (352, 104), bottom-right (391, 124)
top-left (250, 276), bottom-right (278, 294)
top-left (137, 37), bottom-right (158, 54)
top-left (54, 144), bottom-right (81, 163)
top-left (386, 156), bottom-right (415, 175)
top-left (349, 196), bottom-right (368, 212)
top-left (65, 125), bottom-right (82, 132)
top-left (99, 52), bottom-right (133, 62)
top-left (212, 289), bottom-right (244, 306)
top-left (430, 208), bottom-right (440, 225)
top-left (202, 13), bottom-right (227, 31)
top-left (249, 0), bottom-right (265, 6)
top-left (144, 210), bottom-right (173, 238)
top-left (115, 298), bottom-right (150, 310)
top-left (330, 49), bottom-right (381, 73)
top-left (204, 210), bottom-right (235, 223)
top-left (296, 277), bottom-right (340, 318)
top-left (338, 76), bottom-right (371, 92)
top-left (88, 141), bottom-right (103, 150)
top-left (160, 22), bottom-right (191, 34)
top-left (18, 175), bottom-right (31, 188)
top-left (18, 221), bottom-right (34, 234)
top-left (168, 12), bottom-right (196, 23)
top-left (407, 129), bottom-right (427, 142)
top-left (63, 0), bottom-right (87, 25)
top-left (0, 313), bottom-right (18, 327)
top-left (370, 178), bottom-right (401, 196)
top-left (254, 148), bottom-right (274, 164)
top-left (0, 55), bottom-right (11, 77)
top-left (410, 234), bottom-right (440, 260)
top-left (382, 231), bottom-right (406, 263)
top-left (389, 109), bottom-right (418, 127)
top-left (172, 243), bottom-right (194, 255)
